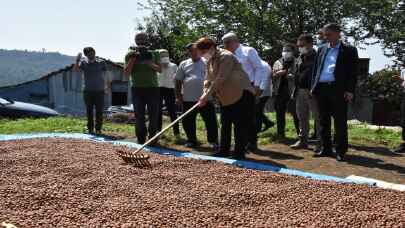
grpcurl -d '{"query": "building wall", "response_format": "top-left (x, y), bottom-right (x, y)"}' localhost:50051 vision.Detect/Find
top-left (0, 64), bottom-right (127, 117)
top-left (49, 70), bottom-right (86, 116)
top-left (107, 67), bottom-right (132, 105)
top-left (49, 68), bottom-right (127, 116)
top-left (0, 79), bottom-right (50, 106)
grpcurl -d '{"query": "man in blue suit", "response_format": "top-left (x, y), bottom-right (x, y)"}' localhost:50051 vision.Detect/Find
top-left (311, 23), bottom-right (359, 161)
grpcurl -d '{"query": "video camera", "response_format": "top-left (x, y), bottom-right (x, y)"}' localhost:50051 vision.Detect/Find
top-left (129, 45), bottom-right (153, 62)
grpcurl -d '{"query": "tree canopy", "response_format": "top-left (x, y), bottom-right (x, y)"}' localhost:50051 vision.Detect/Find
top-left (137, 0), bottom-right (404, 65)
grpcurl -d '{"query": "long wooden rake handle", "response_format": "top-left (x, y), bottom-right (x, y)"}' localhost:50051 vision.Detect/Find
top-left (134, 85), bottom-right (213, 153)
top-left (134, 101), bottom-right (201, 153)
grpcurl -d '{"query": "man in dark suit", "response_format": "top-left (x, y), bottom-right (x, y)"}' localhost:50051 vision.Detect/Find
top-left (310, 23), bottom-right (359, 161)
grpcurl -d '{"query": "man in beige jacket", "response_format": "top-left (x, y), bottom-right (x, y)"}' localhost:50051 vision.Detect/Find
top-left (196, 37), bottom-right (255, 160)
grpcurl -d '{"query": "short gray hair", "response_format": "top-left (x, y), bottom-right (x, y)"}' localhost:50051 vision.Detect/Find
top-left (221, 32), bottom-right (239, 42)
top-left (323, 23), bottom-right (342, 33)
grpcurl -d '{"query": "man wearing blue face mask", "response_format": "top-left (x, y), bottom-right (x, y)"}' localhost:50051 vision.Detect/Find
top-left (272, 44), bottom-right (300, 138)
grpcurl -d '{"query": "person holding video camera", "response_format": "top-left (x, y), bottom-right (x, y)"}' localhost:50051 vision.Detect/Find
top-left (124, 32), bottom-right (162, 144)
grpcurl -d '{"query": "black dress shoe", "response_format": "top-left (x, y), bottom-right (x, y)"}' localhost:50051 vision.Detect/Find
top-left (246, 144), bottom-right (258, 153)
top-left (209, 143), bottom-right (219, 151)
top-left (336, 153), bottom-right (345, 162)
top-left (261, 121), bottom-right (275, 132)
top-left (313, 145), bottom-right (322, 153)
top-left (231, 154), bottom-right (246, 160)
top-left (314, 149), bottom-right (333, 157)
top-left (393, 143), bottom-right (405, 153)
top-left (213, 152), bottom-right (230, 158)
top-left (184, 141), bottom-right (197, 148)
top-left (276, 133), bottom-right (286, 140)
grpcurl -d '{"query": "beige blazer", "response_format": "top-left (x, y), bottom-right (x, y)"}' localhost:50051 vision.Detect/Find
top-left (204, 49), bottom-right (255, 106)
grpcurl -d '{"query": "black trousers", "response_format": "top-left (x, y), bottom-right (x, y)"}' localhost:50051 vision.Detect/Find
top-left (248, 100), bottom-right (258, 147)
top-left (274, 89), bottom-right (299, 136)
top-left (132, 87), bottom-right (160, 144)
top-left (401, 100), bottom-right (405, 141)
top-left (83, 91), bottom-right (104, 132)
top-left (158, 87), bottom-right (180, 135)
top-left (220, 90), bottom-right (255, 156)
top-left (315, 83), bottom-right (348, 154)
top-left (256, 96), bottom-right (273, 132)
top-left (182, 101), bottom-right (218, 144)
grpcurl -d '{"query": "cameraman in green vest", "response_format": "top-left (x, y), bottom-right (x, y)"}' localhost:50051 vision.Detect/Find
top-left (124, 32), bottom-right (162, 144)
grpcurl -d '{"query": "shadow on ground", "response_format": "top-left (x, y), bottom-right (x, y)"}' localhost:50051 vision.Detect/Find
top-left (253, 148), bottom-right (303, 161)
top-left (350, 144), bottom-right (403, 157)
top-left (344, 154), bottom-right (405, 175)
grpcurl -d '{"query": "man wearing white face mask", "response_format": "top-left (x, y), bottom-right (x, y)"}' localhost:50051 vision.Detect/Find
top-left (291, 34), bottom-right (321, 150)
top-left (157, 49), bottom-right (180, 138)
top-left (272, 44), bottom-right (300, 138)
top-left (316, 29), bottom-right (327, 50)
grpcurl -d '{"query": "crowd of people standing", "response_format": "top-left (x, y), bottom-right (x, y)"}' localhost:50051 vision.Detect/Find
top-left (76, 22), bottom-right (405, 162)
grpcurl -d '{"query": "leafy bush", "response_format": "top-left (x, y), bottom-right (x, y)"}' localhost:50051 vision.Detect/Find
top-left (359, 69), bottom-right (402, 104)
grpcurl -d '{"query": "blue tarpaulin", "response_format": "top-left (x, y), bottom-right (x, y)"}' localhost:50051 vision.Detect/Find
top-left (0, 133), bottom-right (377, 186)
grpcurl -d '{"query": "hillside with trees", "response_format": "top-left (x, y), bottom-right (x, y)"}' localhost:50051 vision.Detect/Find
top-left (0, 49), bottom-right (74, 87)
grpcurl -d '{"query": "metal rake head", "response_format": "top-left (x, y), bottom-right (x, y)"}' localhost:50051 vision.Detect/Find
top-left (116, 149), bottom-right (151, 168)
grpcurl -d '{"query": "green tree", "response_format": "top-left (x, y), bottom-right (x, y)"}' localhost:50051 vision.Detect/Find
top-left (350, 0), bottom-right (404, 65)
top-left (138, 0), bottom-right (403, 64)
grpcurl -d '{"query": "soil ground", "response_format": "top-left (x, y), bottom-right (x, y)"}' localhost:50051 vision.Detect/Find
top-left (125, 138), bottom-right (405, 185)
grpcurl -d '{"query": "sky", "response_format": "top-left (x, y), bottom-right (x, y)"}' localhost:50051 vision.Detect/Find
top-left (1, 0), bottom-right (394, 73)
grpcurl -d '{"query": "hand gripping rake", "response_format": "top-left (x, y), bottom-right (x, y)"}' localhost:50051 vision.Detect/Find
top-left (116, 92), bottom-right (209, 167)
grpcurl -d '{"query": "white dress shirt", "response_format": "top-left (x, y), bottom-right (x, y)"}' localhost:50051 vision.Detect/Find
top-left (158, 62), bottom-right (177, 88)
top-left (260, 60), bottom-right (272, 97)
top-left (234, 45), bottom-right (267, 87)
top-left (401, 69), bottom-right (405, 88)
